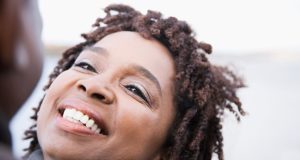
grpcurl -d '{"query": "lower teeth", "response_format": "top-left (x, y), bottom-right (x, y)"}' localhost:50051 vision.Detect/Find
top-left (64, 116), bottom-right (100, 134)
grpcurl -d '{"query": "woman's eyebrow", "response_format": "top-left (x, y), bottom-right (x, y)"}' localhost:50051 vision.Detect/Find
top-left (85, 46), bottom-right (109, 57)
top-left (130, 64), bottom-right (162, 96)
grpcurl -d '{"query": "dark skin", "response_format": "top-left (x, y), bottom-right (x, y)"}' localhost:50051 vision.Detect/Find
top-left (0, 0), bottom-right (19, 70)
top-left (0, 0), bottom-right (43, 147)
top-left (37, 31), bottom-right (176, 160)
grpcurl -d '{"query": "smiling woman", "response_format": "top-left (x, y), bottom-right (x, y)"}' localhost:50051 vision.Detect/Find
top-left (24, 4), bottom-right (245, 160)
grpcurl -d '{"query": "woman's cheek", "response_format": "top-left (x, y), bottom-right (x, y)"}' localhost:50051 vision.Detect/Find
top-left (115, 102), bottom-right (160, 142)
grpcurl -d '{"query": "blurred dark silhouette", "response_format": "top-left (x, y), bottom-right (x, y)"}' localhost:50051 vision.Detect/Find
top-left (0, 0), bottom-right (43, 158)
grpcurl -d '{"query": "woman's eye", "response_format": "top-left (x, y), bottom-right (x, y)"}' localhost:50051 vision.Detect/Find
top-left (74, 62), bottom-right (97, 73)
top-left (125, 85), bottom-right (149, 105)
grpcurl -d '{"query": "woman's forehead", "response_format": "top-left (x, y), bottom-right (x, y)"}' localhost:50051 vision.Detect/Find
top-left (94, 31), bottom-right (169, 55)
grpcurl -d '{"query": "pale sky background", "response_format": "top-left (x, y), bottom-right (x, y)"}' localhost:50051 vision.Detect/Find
top-left (39, 0), bottom-right (300, 54)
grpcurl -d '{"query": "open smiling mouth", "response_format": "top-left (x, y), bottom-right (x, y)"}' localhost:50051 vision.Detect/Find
top-left (58, 107), bottom-right (108, 136)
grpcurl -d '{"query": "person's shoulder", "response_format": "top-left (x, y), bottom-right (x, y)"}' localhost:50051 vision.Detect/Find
top-left (27, 149), bottom-right (43, 160)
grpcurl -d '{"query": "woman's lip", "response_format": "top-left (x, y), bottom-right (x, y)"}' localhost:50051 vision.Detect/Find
top-left (57, 98), bottom-right (109, 135)
top-left (55, 114), bottom-right (99, 136)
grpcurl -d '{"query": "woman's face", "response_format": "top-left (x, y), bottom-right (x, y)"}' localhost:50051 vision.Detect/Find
top-left (37, 31), bottom-right (176, 160)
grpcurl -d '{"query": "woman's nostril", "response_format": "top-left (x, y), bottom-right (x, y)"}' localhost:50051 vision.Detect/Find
top-left (77, 81), bottom-right (113, 103)
top-left (79, 84), bottom-right (87, 91)
top-left (92, 93), bottom-right (105, 101)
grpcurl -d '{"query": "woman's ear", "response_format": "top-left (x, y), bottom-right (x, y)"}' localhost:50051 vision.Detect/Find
top-left (152, 153), bottom-right (162, 160)
top-left (152, 149), bottom-right (167, 160)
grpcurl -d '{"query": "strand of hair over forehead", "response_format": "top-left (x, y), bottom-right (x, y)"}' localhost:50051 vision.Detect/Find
top-left (23, 4), bottom-right (245, 160)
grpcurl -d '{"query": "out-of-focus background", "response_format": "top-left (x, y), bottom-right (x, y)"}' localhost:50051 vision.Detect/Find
top-left (9, 0), bottom-right (300, 159)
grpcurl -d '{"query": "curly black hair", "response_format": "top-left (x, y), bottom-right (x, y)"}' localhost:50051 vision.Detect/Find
top-left (24, 4), bottom-right (245, 160)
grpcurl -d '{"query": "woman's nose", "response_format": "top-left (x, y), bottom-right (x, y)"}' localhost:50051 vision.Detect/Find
top-left (76, 77), bottom-right (115, 105)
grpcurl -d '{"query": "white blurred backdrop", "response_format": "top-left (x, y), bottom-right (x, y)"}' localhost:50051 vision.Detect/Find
top-left (10, 0), bottom-right (300, 160)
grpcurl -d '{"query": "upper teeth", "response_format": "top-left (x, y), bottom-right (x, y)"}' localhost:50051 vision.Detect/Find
top-left (63, 108), bottom-right (101, 134)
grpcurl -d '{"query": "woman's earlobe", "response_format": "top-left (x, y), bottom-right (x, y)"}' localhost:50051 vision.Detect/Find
top-left (153, 151), bottom-right (165, 160)
top-left (153, 154), bottom-right (161, 160)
